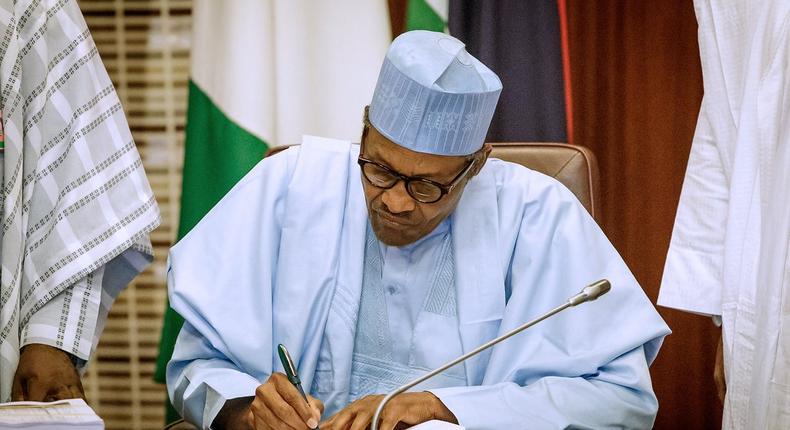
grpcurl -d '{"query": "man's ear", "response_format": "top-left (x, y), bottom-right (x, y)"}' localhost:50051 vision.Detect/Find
top-left (481, 143), bottom-right (493, 158)
top-left (469, 143), bottom-right (492, 177)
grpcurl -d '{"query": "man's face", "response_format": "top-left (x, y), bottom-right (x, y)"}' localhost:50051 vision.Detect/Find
top-left (360, 125), bottom-right (486, 247)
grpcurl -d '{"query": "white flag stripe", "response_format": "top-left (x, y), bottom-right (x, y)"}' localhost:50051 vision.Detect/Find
top-left (426, 0), bottom-right (449, 22)
top-left (191, 0), bottom-right (390, 146)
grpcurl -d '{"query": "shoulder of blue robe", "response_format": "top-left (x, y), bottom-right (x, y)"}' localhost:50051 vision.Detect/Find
top-left (166, 136), bottom-right (365, 425)
top-left (437, 158), bottom-right (671, 428)
top-left (478, 157), bottom-right (669, 363)
top-left (169, 135), bottom-right (356, 368)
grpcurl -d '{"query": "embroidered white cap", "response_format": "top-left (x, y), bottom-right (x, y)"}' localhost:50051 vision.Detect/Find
top-left (369, 30), bottom-right (502, 156)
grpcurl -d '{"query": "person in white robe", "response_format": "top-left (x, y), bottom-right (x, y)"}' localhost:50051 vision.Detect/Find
top-left (0, 0), bottom-right (160, 402)
top-left (659, 1), bottom-right (790, 429)
top-left (168, 30), bottom-right (670, 430)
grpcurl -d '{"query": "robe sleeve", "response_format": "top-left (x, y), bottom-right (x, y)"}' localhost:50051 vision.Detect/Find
top-left (432, 166), bottom-right (670, 429)
top-left (658, 97), bottom-right (729, 316)
top-left (167, 319), bottom-right (262, 427)
top-left (21, 243), bottom-right (152, 366)
top-left (165, 148), bottom-right (297, 429)
top-left (21, 267), bottom-right (105, 363)
top-left (432, 346), bottom-right (657, 429)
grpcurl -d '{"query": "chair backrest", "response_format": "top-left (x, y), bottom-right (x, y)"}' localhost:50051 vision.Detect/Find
top-left (489, 142), bottom-right (599, 219)
top-left (163, 419), bottom-right (198, 430)
top-left (265, 142), bottom-right (599, 219)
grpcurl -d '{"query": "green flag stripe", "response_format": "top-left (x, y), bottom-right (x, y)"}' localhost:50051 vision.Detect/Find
top-left (406, 0), bottom-right (446, 32)
top-left (155, 80), bottom-right (268, 422)
top-left (176, 80), bottom-right (270, 239)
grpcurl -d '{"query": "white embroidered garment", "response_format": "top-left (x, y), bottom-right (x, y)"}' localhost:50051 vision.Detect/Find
top-left (659, 1), bottom-right (790, 428)
top-left (0, 0), bottom-right (160, 400)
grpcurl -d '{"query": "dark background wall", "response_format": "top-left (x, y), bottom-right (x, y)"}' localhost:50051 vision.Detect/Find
top-left (389, 1), bottom-right (720, 428)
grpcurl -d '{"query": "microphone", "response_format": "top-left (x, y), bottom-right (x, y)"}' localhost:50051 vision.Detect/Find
top-left (370, 279), bottom-right (612, 430)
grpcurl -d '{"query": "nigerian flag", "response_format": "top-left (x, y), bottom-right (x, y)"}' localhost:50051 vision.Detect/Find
top-left (155, 0), bottom-right (389, 422)
top-left (407, 0), bottom-right (448, 32)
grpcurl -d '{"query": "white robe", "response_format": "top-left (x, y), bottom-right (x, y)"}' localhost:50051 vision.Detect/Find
top-left (0, 0), bottom-right (159, 399)
top-left (659, 1), bottom-right (790, 428)
top-left (167, 136), bottom-right (670, 429)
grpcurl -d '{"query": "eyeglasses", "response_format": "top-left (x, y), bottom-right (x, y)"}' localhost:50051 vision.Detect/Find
top-left (357, 155), bottom-right (476, 203)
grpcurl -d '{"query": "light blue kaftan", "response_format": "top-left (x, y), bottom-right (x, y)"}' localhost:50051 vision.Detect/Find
top-left (166, 136), bottom-right (671, 429)
top-left (346, 222), bottom-right (465, 404)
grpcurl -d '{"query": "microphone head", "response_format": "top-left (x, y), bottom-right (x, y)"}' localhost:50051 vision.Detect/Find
top-left (568, 279), bottom-right (611, 306)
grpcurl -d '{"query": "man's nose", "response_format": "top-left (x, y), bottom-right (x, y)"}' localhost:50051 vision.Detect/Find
top-left (380, 181), bottom-right (416, 214)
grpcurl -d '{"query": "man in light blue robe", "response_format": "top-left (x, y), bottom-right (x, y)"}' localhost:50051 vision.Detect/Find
top-left (167, 31), bottom-right (670, 430)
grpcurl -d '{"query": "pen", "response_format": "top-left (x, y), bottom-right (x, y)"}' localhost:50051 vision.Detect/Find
top-left (277, 344), bottom-right (319, 430)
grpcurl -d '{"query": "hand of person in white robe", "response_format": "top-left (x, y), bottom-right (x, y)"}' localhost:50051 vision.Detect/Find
top-left (11, 344), bottom-right (85, 401)
top-left (715, 331), bottom-right (726, 402)
top-left (245, 372), bottom-right (323, 430)
top-left (320, 392), bottom-right (457, 430)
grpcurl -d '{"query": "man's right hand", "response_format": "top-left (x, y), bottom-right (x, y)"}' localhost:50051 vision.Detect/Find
top-left (246, 372), bottom-right (323, 430)
top-left (714, 332), bottom-right (726, 403)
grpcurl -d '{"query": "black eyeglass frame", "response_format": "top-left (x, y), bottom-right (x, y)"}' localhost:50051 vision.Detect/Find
top-left (357, 155), bottom-right (476, 204)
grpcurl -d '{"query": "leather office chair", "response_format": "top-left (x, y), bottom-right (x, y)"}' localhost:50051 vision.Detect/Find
top-left (265, 142), bottom-right (600, 219)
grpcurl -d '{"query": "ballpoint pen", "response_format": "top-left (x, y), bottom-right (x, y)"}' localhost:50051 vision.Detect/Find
top-left (277, 344), bottom-right (320, 430)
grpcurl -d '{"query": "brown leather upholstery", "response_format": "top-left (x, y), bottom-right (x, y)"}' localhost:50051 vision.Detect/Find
top-left (266, 142), bottom-right (599, 219)
top-left (490, 142), bottom-right (599, 219)
top-left (163, 419), bottom-right (198, 430)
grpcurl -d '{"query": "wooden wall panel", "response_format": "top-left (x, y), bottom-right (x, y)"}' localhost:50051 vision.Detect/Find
top-left (388, 0), bottom-right (408, 38)
top-left (78, 1), bottom-right (190, 428)
top-left (566, 1), bottom-right (722, 428)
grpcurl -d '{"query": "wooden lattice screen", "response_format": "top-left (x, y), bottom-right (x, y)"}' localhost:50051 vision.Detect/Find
top-left (78, 1), bottom-right (191, 428)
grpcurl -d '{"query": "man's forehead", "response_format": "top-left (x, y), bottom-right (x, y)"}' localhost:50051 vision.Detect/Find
top-left (366, 130), bottom-right (467, 178)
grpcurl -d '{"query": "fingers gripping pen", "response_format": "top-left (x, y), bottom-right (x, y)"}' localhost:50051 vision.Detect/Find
top-left (278, 344), bottom-right (320, 430)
